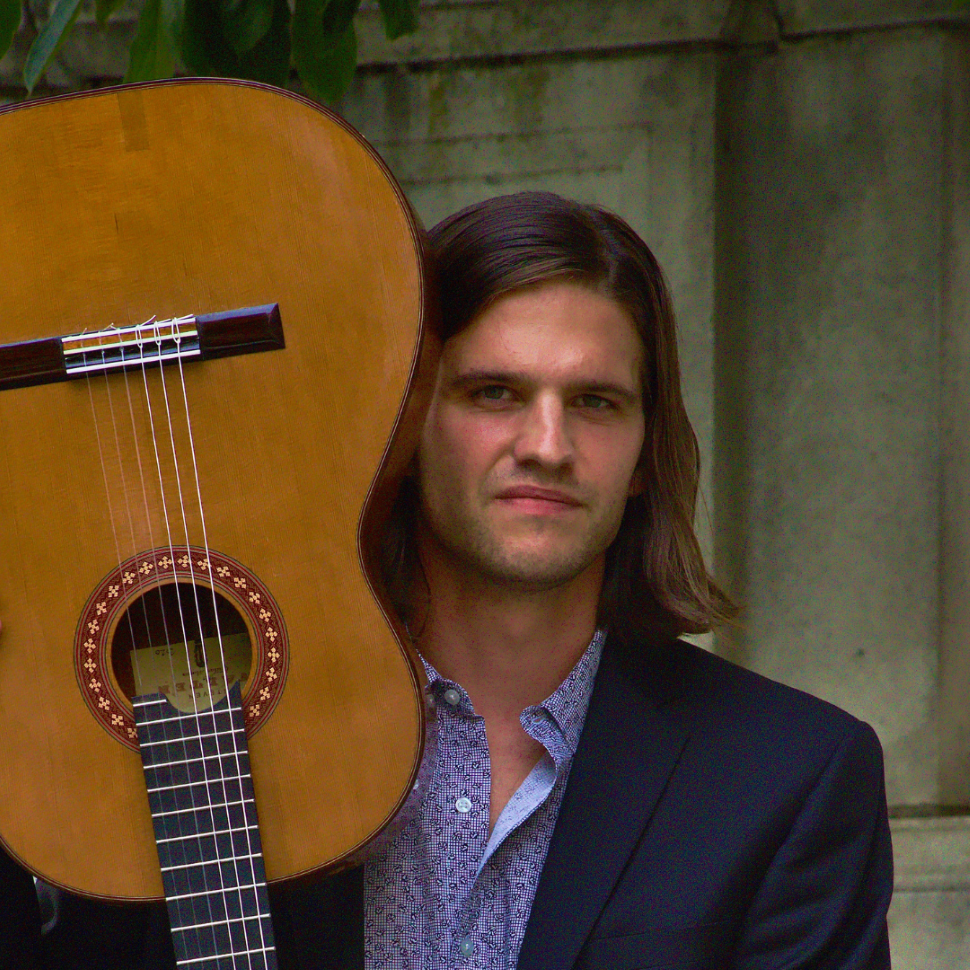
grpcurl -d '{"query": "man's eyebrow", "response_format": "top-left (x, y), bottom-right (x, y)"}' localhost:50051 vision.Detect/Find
top-left (575, 381), bottom-right (642, 406)
top-left (445, 369), bottom-right (528, 390)
top-left (446, 369), bottom-right (641, 404)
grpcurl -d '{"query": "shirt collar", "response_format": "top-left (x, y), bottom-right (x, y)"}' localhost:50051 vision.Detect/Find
top-left (419, 628), bottom-right (605, 756)
top-left (537, 628), bottom-right (604, 753)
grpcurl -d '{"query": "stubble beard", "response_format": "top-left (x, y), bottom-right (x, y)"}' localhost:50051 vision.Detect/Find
top-left (420, 495), bottom-right (625, 595)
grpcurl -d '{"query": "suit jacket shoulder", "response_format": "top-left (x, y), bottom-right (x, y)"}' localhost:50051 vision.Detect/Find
top-left (519, 634), bottom-right (893, 970)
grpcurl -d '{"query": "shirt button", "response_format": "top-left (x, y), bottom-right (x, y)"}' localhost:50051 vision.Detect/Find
top-left (459, 935), bottom-right (475, 957)
top-left (442, 688), bottom-right (461, 706)
top-left (455, 796), bottom-right (472, 814)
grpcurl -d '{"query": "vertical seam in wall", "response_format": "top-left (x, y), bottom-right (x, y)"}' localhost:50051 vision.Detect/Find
top-left (935, 24), bottom-right (970, 809)
top-left (937, 28), bottom-right (950, 731)
top-left (711, 39), bottom-right (751, 665)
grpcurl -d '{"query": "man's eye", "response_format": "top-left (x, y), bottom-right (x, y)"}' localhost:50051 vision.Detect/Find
top-left (476, 386), bottom-right (510, 402)
top-left (576, 394), bottom-right (612, 410)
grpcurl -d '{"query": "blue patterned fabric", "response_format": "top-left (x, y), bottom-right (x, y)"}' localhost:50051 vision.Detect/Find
top-left (363, 631), bottom-right (605, 970)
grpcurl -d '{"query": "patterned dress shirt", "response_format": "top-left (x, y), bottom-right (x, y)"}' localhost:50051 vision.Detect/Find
top-left (363, 631), bottom-right (604, 970)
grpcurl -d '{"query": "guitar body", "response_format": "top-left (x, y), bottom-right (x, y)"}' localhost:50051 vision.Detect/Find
top-left (0, 80), bottom-right (433, 901)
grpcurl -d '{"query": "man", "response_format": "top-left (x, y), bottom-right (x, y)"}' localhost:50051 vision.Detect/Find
top-left (0, 192), bottom-right (892, 969)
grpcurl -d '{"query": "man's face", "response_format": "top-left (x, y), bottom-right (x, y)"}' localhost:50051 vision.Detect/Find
top-left (416, 280), bottom-right (646, 592)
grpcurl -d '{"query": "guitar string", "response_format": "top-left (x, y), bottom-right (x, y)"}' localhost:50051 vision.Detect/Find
top-left (134, 324), bottom-right (188, 706)
top-left (82, 356), bottom-right (145, 697)
top-left (172, 338), bottom-right (268, 967)
top-left (89, 321), bottom-right (267, 966)
top-left (138, 329), bottom-right (222, 953)
top-left (104, 337), bottom-right (219, 953)
top-left (96, 338), bottom-right (152, 693)
top-left (128, 327), bottom-right (212, 951)
top-left (118, 334), bottom-right (177, 694)
top-left (84, 336), bottom-right (209, 948)
top-left (154, 328), bottom-right (259, 966)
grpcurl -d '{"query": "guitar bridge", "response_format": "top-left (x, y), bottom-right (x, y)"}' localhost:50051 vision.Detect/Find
top-left (0, 304), bottom-right (283, 391)
top-left (62, 316), bottom-right (201, 376)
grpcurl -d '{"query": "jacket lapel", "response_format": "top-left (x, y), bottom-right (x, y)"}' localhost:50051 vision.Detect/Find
top-left (517, 635), bottom-right (692, 970)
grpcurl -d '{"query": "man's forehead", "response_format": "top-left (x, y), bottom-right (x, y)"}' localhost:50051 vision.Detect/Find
top-left (440, 282), bottom-right (644, 392)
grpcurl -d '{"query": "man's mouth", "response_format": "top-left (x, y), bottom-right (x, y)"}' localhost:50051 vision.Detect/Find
top-left (495, 485), bottom-right (584, 510)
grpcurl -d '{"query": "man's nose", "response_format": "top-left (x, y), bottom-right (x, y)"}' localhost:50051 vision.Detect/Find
top-left (513, 395), bottom-right (574, 469)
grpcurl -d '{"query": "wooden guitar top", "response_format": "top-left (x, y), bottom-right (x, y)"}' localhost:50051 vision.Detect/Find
top-left (0, 80), bottom-right (434, 900)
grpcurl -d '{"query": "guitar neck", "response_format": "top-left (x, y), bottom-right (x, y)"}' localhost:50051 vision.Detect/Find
top-left (134, 682), bottom-right (278, 969)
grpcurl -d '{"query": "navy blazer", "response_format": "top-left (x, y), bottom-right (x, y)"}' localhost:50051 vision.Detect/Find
top-left (518, 634), bottom-right (892, 969)
top-left (2, 635), bottom-right (892, 969)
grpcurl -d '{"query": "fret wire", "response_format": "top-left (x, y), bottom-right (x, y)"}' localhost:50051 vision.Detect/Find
top-left (143, 750), bottom-right (251, 770)
top-left (133, 694), bottom-right (233, 713)
top-left (177, 946), bottom-right (273, 966)
top-left (139, 726), bottom-right (245, 747)
top-left (133, 699), bottom-right (233, 716)
top-left (143, 763), bottom-right (251, 792)
top-left (137, 710), bottom-right (235, 728)
top-left (162, 852), bottom-right (261, 873)
top-left (145, 774), bottom-right (251, 794)
top-left (155, 803), bottom-right (254, 823)
top-left (166, 882), bottom-right (265, 902)
top-left (155, 825), bottom-right (259, 844)
top-left (172, 913), bottom-right (273, 933)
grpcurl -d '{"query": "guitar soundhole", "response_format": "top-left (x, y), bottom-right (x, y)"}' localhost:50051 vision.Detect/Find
top-left (110, 582), bottom-right (253, 713)
top-left (75, 545), bottom-right (290, 749)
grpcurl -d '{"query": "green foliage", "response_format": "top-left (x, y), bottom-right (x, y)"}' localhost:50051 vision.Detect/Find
top-left (95, 0), bottom-right (126, 28)
top-left (23, 0), bottom-right (84, 92)
top-left (183, 0), bottom-right (290, 85)
top-left (2, 0), bottom-right (420, 99)
top-left (377, 0), bottom-right (418, 41)
top-left (125, 0), bottom-right (179, 81)
top-left (292, 0), bottom-right (359, 103)
top-left (220, 0), bottom-right (274, 56)
top-left (0, 0), bottom-right (21, 61)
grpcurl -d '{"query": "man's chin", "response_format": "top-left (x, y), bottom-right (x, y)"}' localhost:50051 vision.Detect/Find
top-left (476, 549), bottom-right (602, 593)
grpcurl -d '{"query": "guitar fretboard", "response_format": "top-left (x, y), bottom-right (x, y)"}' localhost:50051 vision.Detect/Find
top-left (134, 682), bottom-right (278, 969)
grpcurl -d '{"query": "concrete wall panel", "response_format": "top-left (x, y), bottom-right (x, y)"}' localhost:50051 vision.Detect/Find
top-left (714, 28), bottom-right (945, 806)
top-left (889, 891), bottom-right (970, 970)
top-left (891, 815), bottom-right (970, 966)
top-left (778, 0), bottom-right (969, 34)
top-left (939, 29), bottom-right (970, 809)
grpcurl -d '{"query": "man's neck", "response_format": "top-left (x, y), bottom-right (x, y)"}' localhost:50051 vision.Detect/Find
top-left (413, 556), bottom-right (602, 722)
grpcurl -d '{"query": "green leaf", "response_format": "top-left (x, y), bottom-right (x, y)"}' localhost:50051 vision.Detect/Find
top-left (182, 0), bottom-right (289, 85)
top-left (124, 0), bottom-right (181, 82)
top-left (0, 0), bottom-right (22, 65)
top-left (291, 0), bottom-right (358, 103)
top-left (377, 0), bottom-right (417, 40)
top-left (220, 0), bottom-right (274, 56)
top-left (316, 0), bottom-right (360, 50)
top-left (95, 0), bottom-right (126, 28)
top-left (292, 0), bottom-right (359, 54)
top-left (23, 0), bottom-right (83, 93)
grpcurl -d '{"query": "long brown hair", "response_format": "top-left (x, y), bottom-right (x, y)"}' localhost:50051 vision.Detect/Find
top-left (384, 191), bottom-right (736, 643)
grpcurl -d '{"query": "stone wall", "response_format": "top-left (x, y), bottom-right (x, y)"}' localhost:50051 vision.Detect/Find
top-left (2, 0), bottom-right (969, 964)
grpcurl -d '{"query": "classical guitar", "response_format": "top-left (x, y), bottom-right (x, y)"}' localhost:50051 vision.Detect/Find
top-left (0, 80), bottom-right (435, 966)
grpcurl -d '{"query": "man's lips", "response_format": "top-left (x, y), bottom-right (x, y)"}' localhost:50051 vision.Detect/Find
top-left (494, 486), bottom-right (583, 507)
